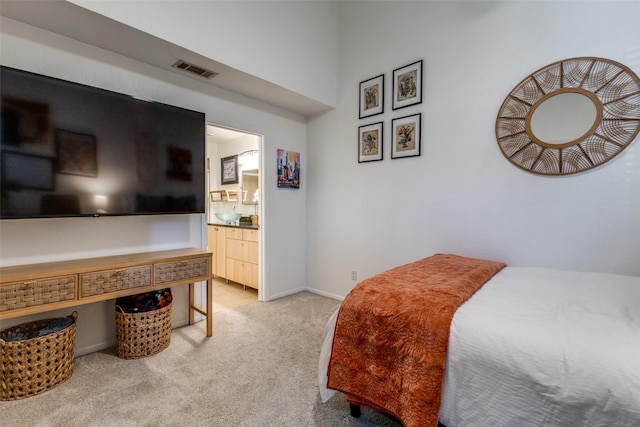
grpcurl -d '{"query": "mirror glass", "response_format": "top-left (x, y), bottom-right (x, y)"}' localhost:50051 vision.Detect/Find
top-left (241, 169), bottom-right (259, 205)
top-left (529, 92), bottom-right (598, 145)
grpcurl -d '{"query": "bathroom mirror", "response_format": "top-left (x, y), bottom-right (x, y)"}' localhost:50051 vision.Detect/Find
top-left (241, 169), bottom-right (259, 205)
top-left (496, 57), bottom-right (640, 175)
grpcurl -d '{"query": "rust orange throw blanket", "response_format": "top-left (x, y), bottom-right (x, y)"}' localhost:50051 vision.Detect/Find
top-left (327, 254), bottom-right (506, 426)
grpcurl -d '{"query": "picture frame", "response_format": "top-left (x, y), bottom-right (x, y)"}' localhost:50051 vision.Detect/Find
top-left (391, 113), bottom-right (421, 159)
top-left (358, 122), bottom-right (383, 163)
top-left (56, 129), bottom-right (97, 176)
top-left (277, 148), bottom-right (300, 188)
top-left (359, 74), bottom-right (384, 119)
top-left (1, 151), bottom-right (55, 190)
top-left (392, 60), bottom-right (423, 110)
top-left (221, 155), bottom-right (239, 184)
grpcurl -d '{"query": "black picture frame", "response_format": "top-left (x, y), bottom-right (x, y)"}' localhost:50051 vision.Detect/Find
top-left (358, 122), bottom-right (384, 163)
top-left (221, 155), bottom-right (239, 185)
top-left (391, 113), bottom-right (421, 159)
top-left (392, 60), bottom-right (423, 110)
top-left (359, 74), bottom-right (384, 119)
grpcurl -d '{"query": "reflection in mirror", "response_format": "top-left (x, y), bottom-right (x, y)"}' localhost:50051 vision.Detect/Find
top-left (529, 92), bottom-right (597, 145)
top-left (242, 169), bottom-right (259, 205)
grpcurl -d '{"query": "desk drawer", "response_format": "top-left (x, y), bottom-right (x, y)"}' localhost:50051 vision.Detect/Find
top-left (80, 265), bottom-right (152, 297)
top-left (0, 276), bottom-right (77, 312)
top-left (155, 257), bottom-right (209, 284)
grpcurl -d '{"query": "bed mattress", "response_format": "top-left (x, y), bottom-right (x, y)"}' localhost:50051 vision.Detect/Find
top-left (320, 266), bottom-right (640, 426)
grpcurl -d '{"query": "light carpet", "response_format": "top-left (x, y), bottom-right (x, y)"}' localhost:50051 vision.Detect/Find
top-left (2, 291), bottom-right (401, 427)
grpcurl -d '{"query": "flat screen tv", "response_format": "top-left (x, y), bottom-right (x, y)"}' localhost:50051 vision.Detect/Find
top-left (0, 66), bottom-right (206, 219)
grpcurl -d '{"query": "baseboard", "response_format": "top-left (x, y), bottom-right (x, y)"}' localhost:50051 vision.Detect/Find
top-left (74, 318), bottom-right (191, 357)
top-left (265, 286), bottom-right (306, 301)
top-left (305, 287), bottom-right (344, 301)
top-left (75, 341), bottom-right (113, 357)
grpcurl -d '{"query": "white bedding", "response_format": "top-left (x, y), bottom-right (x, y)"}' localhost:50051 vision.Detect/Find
top-left (320, 266), bottom-right (640, 426)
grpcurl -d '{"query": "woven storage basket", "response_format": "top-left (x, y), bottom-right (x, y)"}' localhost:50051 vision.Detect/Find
top-left (115, 303), bottom-right (172, 359)
top-left (0, 313), bottom-right (77, 401)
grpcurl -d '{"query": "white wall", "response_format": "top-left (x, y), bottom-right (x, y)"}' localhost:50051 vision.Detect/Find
top-left (0, 16), bottom-right (308, 354)
top-left (306, 1), bottom-right (640, 300)
top-left (69, 0), bottom-right (338, 108)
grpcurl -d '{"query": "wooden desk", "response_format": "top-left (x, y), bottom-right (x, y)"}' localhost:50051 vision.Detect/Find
top-left (0, 248), bottom-right (213, 336)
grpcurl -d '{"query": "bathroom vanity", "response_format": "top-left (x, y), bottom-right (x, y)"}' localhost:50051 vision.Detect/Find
top-left (207, 224), bottom-right (259, 290)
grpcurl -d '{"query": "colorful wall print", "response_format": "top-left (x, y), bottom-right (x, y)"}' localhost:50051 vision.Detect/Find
top-left (358, 121), bottom-right (383, 163)
top-left (392, 60), bottom-right (423, 110)
top-left (277, 148), bottom-right (300, 188)
top-left (359, 74), bottom-right (384, 119)
top-left (391, 113), bottom-right (421, 159)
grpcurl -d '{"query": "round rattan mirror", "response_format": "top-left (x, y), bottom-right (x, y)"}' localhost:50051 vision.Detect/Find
top-left (496, 57), bottom-right (640, 175)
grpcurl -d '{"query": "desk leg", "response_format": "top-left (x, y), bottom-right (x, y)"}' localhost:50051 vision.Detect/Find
top-left (189, 282), bottom-right (195, 326)
top-left (188, 279), bottom-right (213, 337)
top-left (206, 278), bottom-right (213, 337)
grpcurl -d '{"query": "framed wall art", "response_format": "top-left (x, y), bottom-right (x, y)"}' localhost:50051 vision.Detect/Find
top-left (358, 122), bottom-right (383, 163)
top-left (221, 154), bottom-right (239, 184)
top-left (56, 129), bottom-right (97, 176)
top-left (392, 60), bottom-right (423, 110)
top-left (391, 113), bottom-right (421, 159)
top-left (359, 74), bottom-right (384, 119)
top-left (277, 148), bottom-right (300, 188)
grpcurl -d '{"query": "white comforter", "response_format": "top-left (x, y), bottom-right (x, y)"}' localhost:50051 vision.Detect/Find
top-left (320, 267), bottom-right (640, 427)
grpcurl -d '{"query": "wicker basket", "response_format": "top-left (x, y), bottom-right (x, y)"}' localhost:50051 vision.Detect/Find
top-left (115, 303), bottom-right (172, 359)
top-left (0, 313), bottom-right (77, 401)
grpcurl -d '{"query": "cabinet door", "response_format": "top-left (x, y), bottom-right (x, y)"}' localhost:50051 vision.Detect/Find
top-left (207, 226), bottom-right (217, 274)
top-left (209, 226), bottom-right (226, 278)
top-left (225, 258), bottom-right (241, 284)
top-left (226, 227), bottom-right (242, 240)
top-left (245, 262), bottom-right (258, 289)
top-left (216, 227), bottom-right (226, 278)
top-left (243, 229), bottom-right (259, 242)
top-left (225, 258), bottom-right (258, 289)
top-left (226, 238), bottom-right (245, 261)
top-left (246, 241), bottom-right (258, 264)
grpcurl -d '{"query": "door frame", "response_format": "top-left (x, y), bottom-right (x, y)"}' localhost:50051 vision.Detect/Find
top-left (206, 123), bottom-right (265, 302)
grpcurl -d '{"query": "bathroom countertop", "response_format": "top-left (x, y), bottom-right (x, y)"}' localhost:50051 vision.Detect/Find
top-left (208, 222), bottom-right (259, 230)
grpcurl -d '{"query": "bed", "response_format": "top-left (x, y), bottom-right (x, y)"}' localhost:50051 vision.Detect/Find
top-left (318, 254), bottom-right (640, 427)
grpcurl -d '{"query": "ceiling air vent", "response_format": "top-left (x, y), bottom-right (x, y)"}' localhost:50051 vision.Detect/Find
top-left (172, 60), bottom-right (218, 79)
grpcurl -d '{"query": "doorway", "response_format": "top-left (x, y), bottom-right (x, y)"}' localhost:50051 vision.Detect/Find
top-left (206, 124), bottom-right (263, 310)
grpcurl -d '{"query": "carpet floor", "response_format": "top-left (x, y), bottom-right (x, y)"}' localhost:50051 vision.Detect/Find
top-left (2, 291), bottom-right (401, 427)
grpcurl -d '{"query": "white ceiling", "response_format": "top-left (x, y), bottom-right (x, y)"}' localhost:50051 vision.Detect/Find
top-left (207, 125), bottom-right (257, 143)
top-left (0, 0), bottom-right (332, 117)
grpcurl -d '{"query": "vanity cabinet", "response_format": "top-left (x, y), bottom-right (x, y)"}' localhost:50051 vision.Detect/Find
top-left (207, 225), bottom-right (226, 278)
top-left (225, 228), bottom-right (259, 289)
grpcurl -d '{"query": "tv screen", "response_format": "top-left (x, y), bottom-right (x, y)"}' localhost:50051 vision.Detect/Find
top-left (0, 66), bottom-right (206, 219)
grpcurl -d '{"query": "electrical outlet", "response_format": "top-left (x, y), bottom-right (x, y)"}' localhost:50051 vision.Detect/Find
top-left (351, 270), bottom-right (357, 281)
